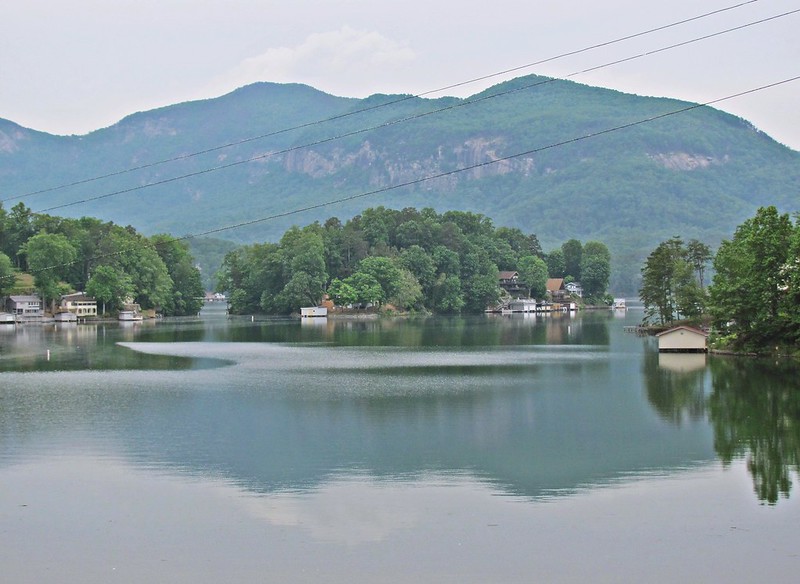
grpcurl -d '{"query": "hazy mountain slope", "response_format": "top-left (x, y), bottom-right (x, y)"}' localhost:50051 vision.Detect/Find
top-left (1, 75), bottom-right (798, 292)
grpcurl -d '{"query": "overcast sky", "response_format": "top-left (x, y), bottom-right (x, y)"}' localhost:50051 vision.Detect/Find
top-left (2, 0), bottom-right (798, 149)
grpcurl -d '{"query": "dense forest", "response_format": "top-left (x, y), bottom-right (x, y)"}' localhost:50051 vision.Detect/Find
top-left (0, 202), bottom-right (204, 316)
top-left (639, 206), bottom-right (800, 354)
top-left (217, 206), bottom-right (611, 315)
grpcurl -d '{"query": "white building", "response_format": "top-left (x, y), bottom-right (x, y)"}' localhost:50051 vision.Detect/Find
top-left (656, 326), bottom-right (708, 353)
top-left (6, 295), bottom-right (43, 318)
top-left (60, 292), bottom-right (98, 318)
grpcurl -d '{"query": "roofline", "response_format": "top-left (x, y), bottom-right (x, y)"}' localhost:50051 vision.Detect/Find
top-left (655, 325), bottom-right (708, 337)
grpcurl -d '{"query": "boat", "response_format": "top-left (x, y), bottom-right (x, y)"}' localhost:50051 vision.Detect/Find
top-left (118, 310), bottom-right (144, 322)
top-left (0, 312), bottom-right (16, 325)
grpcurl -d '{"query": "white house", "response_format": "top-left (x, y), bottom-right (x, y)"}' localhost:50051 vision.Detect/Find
top-left (6, 295), bottom-right (43, 319)
top-left (565, 281), bottom-right (583, 297)
top-left (300, 306), bottom-right (328, 318)
top-left (656, 326), bottom-right (708, 353)
top-left (60, 292), bottom-right (98, 318)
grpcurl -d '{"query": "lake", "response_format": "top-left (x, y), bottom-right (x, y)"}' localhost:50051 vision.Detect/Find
top-left (1, 306), bottom-right (799, 583)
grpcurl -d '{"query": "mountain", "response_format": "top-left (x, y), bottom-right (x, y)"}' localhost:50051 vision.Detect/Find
top-left (1, 75), bottom-right (798, 293)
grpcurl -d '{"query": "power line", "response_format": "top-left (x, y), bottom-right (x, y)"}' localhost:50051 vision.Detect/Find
top-left (1, 0), bottom-right (764, 205)
top-left (33, 6), bottom-right (800, 215)
top-left (180, 77), bottom-right (800, 240)
top-left (32, 74), bottom-right (800, 275)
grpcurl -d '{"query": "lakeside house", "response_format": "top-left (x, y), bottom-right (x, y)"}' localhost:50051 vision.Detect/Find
top-left (656, 325), bottom-right (708, 353)
top-left (60, 292), bottom-right (98, 318)
top-left (5, 295), bottom-right (43, 320)
top-left (546, 278), bottom-right (569, 302)
top-left (565, 281), bottom-right (583, 297)
top-left (498, 271), bottom-right (525, 296)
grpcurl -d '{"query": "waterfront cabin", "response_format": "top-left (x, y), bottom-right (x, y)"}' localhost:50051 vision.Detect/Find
top-left (656, 326), bottom-right (708, 353)
top-left (300, 306), bottom-right (328, 318)
top-left (498, 271), bottom-right (526, 296)
top-left (5, 295), bottom-right (43, 320)
top-left (565, 281), bottom-right (583, 297)
top-left (60, 292), bottom-right (98, 318)
top-left (546, 278), bottom-right (569, 302)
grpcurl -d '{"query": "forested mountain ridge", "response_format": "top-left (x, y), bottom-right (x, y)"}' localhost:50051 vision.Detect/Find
top-left (1, 75), bottom-right (798, 293)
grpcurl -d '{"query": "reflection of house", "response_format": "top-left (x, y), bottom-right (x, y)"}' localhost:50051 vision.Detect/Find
top-left (565, 281), bottom-right (583, 297)
top-left (546, 278), bottom-right (568, 302)
top-left (658, 352), bottom-right (707, 372)
top-left (498, 271), bottom-right (525, 296)
top-left (6, 295), bottom-right (43, 319)
top-left (656, 326), bottom-right (708, 353)
top-left (60, 292), bottom-right (98, 318)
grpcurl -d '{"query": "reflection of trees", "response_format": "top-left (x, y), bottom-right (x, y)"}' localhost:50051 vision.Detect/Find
top-left (708, 358), bottom-right (800, 504)
top-left (643, 350), bottom-right (707, 425)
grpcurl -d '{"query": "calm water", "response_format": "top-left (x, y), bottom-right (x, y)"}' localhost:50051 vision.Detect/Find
top-left (1, 306), bottom-right (799, 582)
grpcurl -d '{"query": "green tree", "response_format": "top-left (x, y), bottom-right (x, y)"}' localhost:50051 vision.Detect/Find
top-left (86, 265), bottom-right (134, 315)
top-left (343, 272), bottom-right (384, 307)
top-left (460, 245), bottom-right (500, 313)
top-left (709, 206), bottom-right (794, 348)
top-left (24, 232), bottom-right (77, 313)
top-left (432, 245), bottom-right (460, 276)
top-left (399, 245), bottom-right (437, 297)
top-left (151, 235), bottom-right (205, 316)
top-left (0, 252), bottom-right (14, 297)
top-left (686, 239), bottom-right (712, 289)
top-left (580, 241), bottom-right (611, 300)
top-left (328, 278), bottom-right (358, 307)
top-left (639, 237), bottom-right (686, 325)
top-left (271, 271), bottom-right (323, 312)
top-left (561, 239), bottom-right (583, 281)
top-left (431, 273), bottom-right (465, 313)
top-left (785, 222), bottom-right (800, 344)
top-left (546, 248), bottom-right (566, 278)
top-left (390, 268), bottom-right (424, 310)
top-left (357, 256), bottom-right (402, 303)
top-left (5, 203), bottom-right (35, 268)
top-left (517, 255), bottom-right (548, 298)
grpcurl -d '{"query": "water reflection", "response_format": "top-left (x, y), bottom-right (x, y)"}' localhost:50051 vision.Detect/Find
top-left (4, 312), bottom-right (800, 506)
top-left (708, 357), bottom-right (800, 504)
top-left (1, 311), bottom-right (717, 503)
top-left (642, 345), bottom-right (800, 505)
top-left (643, 349), bottom-right (708, 426)
top-left (0, 321), bottom-right (228, 372)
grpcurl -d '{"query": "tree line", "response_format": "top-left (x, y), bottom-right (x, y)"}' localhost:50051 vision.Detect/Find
top-left (0, 202), bottom-right (204, 316)
top-left (640, 206), bottom-right (800, 352)
top-left (217, 206), bottom-right (611, 315)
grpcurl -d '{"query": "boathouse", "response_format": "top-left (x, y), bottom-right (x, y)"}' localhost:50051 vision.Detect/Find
top-left (300, 306), bottom-right (328, 318)
top-left (656, 326), bottom-right (708, 353)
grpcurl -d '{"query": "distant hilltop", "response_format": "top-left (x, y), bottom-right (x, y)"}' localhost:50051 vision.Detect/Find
top-left (1, 75), bottom-right (798, 292)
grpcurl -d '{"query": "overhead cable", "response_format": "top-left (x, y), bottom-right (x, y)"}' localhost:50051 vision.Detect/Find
top-left (1, 0), bottom-right (764, 204)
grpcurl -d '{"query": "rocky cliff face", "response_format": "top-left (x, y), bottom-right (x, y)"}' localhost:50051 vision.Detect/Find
top-left (647, 151), bottom-right (730, 171)
top-left (281, 135), bottom-right (541, 189)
